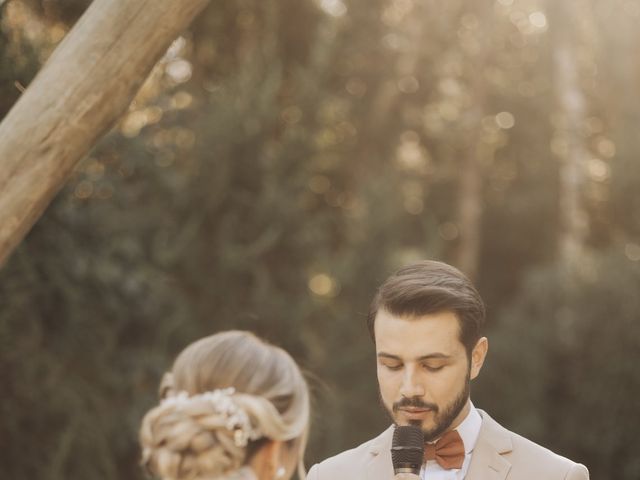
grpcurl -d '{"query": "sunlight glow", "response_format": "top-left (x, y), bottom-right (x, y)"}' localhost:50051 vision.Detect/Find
top-left (395, 131), bottom-right (430, 174)
top-left (595, 137), bottom-right (616, 158)
top-left (382, 0), bottom-right (414, 26)
top-left (625, 243), bottom-right (640, 262)
top-left (495, 111), bottom-right (515, 129)
top-left (74, 180), bottom-right (94, 200)
top-left (438, 222), bottom-right (460, 241)
top-left (529, 11), bottom-right (547, 29)
top-left (587, 158), bottom-right (610, 182)
top-left (401, 180), bottom-right (424, 215)
top-left (309, 274), bottom-right (339, 297)
top-left (166, 59), bottom-right (192, 84)
top-left (317, 0), bottom-right (347, 17)
top-left (170, 91), bottom-right (193, 110)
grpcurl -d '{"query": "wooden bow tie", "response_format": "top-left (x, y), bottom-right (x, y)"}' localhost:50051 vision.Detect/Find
top-left (424, 430), bottom-right (466, 470)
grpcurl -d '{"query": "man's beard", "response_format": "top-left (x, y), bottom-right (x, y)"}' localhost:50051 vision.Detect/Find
top-left (383, 374), bottom-right (470, 442)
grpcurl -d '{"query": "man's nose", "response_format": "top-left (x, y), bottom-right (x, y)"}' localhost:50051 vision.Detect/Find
top-left (399, 366), bottom-right (425, 398)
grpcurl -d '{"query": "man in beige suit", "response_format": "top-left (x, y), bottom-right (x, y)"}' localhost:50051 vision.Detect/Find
top-left (307, 261), bottom-right (589, 480)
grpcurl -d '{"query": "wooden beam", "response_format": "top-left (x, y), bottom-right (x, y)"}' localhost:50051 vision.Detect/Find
top-left (0, 0), bottom-right (210, 266)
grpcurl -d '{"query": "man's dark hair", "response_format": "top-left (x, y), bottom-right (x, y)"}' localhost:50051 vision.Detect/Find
top-left (367, 260), bottom-right (485, 356)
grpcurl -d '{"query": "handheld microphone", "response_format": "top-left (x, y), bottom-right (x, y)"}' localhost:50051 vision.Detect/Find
top-left (391, 425), bottom-right (424, 480)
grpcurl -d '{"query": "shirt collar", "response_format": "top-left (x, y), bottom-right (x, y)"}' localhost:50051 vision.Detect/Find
top-left (454, 401), bottom-right (482, 455)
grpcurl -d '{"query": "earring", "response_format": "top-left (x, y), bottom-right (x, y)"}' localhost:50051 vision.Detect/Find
top-left (275, 466), bottom-right (286, 479)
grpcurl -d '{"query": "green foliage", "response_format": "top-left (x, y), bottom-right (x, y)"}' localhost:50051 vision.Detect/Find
top-left (477, 252), bottom-right (640, 479)
top-left (0, 14), bottom-right (39, 116)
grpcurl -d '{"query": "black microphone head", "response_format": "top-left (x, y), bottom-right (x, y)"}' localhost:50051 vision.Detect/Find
top-left (391, 425), bottom-right (424, 475)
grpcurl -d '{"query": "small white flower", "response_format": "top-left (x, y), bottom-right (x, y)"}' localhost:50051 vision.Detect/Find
top-left (161, 387), bottom-right (262, 447)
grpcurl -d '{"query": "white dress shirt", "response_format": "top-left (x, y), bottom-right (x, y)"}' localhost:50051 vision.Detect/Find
top-left (420, 403), bottom-right (483, 480)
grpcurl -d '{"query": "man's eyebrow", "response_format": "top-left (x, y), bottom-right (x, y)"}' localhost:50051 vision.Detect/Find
top-left (417, 353), bottom-right (451, 361)
top-left (377, 352), bottom-right (401, 360)
top-left (377, 352), bottom-right (451, 361)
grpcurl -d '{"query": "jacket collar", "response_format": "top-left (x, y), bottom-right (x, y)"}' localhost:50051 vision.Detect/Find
top-left (365, 426), bottom-right (395, 480)
top-left (465, 409), bottom-right (513, 480)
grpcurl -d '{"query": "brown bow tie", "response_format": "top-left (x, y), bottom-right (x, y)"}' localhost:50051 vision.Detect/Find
top-left (424, 430), bottom-right (465, 470)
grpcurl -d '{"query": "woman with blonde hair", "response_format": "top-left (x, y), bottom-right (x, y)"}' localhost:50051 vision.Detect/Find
top-left (139, 331), bottom-right (310, 480)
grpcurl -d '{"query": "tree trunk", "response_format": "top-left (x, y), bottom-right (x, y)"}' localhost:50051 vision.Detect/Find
top-left (0, 0), bottom-right (210, 267)
top-left (456, 130), bottom-right (484, 281)
top-left (551, 0), bottom-right (590, 271)
top-left (454, 2), bottom-right (490, 282)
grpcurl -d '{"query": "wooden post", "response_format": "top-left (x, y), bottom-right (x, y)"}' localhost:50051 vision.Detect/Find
top-left (0, 0), bottom-right (210, 266)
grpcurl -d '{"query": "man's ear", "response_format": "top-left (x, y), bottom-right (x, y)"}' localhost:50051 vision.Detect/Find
top-left (470, 337), bottom-right (488, 380)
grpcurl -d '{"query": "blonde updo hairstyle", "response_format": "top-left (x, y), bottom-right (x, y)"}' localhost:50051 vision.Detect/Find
top-left (140, 331), bottom-right (310, 480)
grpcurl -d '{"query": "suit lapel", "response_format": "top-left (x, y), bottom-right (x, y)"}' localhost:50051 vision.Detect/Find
top-left (365, 426), bottom-right (395, 480)
top-left (465, 410), bottom-right (512, 480)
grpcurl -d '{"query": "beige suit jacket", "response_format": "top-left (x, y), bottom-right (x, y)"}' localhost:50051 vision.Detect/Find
top-left (307, 410), bottom-right (589, 480)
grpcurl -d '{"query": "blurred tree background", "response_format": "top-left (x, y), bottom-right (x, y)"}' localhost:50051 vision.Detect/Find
top-left (1, 0), bottom-right (639, 478)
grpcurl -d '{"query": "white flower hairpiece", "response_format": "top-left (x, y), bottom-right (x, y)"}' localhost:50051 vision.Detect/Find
top-left (161, 387), bottom-right (262, 447)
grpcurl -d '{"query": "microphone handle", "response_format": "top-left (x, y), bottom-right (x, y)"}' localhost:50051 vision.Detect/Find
top-left (394, 474), bottom-right (421, 480)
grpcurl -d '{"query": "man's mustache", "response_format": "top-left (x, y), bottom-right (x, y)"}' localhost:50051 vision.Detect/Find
top-left (393, 397), bottom-right (439, 412)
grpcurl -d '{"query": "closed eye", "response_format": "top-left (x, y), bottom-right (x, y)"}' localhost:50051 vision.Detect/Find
top-left (383, 363), bottom-right (403, 371)
top-left (423, 364), bottom-right (445, 372)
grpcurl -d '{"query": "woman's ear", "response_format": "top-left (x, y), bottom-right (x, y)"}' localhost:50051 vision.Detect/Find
top-left (250, 440), bottom-right (283, 479)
